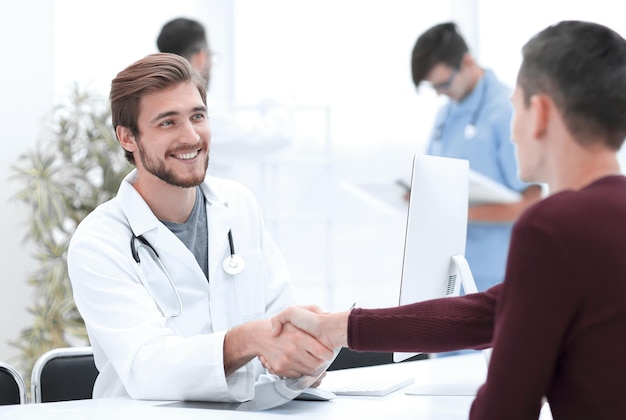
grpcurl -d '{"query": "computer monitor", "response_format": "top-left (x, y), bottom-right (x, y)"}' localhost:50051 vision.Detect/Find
top-left (393, 154), bottom-right (477, 363)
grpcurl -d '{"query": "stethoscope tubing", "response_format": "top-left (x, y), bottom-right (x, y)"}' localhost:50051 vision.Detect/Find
top-left (130, 229), bottom-right (245, 318)
top-left (131, 235), bottom-right (183, 318)
top-left (432, 75), bottom-right (487, 143)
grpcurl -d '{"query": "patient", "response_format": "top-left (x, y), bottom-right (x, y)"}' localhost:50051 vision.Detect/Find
top-left (269, 21), bottom-right (626, 419)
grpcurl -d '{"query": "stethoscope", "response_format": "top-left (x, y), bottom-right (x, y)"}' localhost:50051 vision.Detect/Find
top-left (432, 76), bottom-right (487, 144)
top-left (130, 229), bottom-right (246, 318)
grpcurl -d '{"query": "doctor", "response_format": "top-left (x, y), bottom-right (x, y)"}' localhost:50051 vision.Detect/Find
top-left (67, 53), bottom-right (332, 402)
top-left (411, 22), bottom-right (542, 292)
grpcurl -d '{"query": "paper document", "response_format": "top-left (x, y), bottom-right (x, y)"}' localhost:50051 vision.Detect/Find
top-left (469, 170), bottom-right (521, 205)
top-left (343, 169), bottom-right (521, 213)
top-left (340, 181), bottom-right (408, 218)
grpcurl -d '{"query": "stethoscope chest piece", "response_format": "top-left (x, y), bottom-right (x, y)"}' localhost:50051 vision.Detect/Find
top-left (464, 124), bottom-right (477, 140)
top-left (222, 254), bottom-right (246, 275)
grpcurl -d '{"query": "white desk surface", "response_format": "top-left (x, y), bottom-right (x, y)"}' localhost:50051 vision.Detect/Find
top-left (0, 353), bottom-right (553, 419)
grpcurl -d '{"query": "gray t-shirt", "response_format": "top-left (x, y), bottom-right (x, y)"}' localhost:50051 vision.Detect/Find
top-left (161, 186), bottom-right (209, 281)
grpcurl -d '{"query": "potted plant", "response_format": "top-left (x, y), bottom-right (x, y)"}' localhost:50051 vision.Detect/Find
top-left (10, 84), bottom-right (131, 377)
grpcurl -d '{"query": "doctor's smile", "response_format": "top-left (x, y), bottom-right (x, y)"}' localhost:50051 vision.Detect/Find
top-left (172, 149), bottom-right (202, 160)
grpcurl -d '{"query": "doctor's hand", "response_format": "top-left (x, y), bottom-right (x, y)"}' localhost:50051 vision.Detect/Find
top-left (257, 320), bottom-right (334, 378)
top-left (224, 318), bottom-right (334, 378)
top-left (270, 305), bottom-right (350, 351)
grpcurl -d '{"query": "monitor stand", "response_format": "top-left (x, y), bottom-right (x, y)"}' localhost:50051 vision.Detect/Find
top-left (393, 255), bottom-right (484, 363)
top-left (404, 255), bottom-right (492, 397)
top-left (451, 254), bottom-right (477, 294)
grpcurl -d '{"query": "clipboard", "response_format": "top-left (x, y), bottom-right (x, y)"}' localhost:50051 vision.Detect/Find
top-left (468, 169), bottom-right (521, 205)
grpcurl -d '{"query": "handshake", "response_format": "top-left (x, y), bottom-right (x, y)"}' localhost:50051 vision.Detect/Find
top-left (256, 306), bottom-right (351, 378)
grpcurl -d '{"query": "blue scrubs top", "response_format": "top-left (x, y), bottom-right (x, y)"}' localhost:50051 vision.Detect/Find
top-left (427, 70), bottom-right (528, 291)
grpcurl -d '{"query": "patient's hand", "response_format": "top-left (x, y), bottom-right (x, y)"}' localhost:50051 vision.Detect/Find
top-left (257, 320), bottom-right (333, 378)
top-left (270, 305), bottom-right (350, 350)
top-left (225, 318), bottom-right (333, 378)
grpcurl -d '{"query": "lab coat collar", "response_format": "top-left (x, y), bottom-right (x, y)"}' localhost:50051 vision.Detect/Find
top-left (118, 170), bottom-right (232, 233)
top-left (199, 176), bottom-right (231, 209)
top-left (118, 170), bottom-right (234, 281)
top-left (118, 170), bottom-right (160, 238)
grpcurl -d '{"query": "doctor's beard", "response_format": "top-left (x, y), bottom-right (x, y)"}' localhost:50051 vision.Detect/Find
top-left (137, 141), bottom-right (209, 188)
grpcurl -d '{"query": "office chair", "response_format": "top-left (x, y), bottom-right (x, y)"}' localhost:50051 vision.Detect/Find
top-left (31, 346), bottom-right (99, 403)
top-left (0, 362), bottom-right (27, 405)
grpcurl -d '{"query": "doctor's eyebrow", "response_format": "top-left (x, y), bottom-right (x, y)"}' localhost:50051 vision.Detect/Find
top-left (150, 106), bottom-right (208, 124)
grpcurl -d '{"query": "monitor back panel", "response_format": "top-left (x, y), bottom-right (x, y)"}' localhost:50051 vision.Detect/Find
top-left (398, 154), bottom-right (469, 305)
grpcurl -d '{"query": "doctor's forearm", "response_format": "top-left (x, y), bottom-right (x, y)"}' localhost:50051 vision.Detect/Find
top-left (468, 202), bottom-right (522, 222)
top-left (223, 321), bottom-right (263, 376)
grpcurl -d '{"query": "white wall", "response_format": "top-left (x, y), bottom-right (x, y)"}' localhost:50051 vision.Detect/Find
top-left (230, 0), bottom-right (456, 312)
top-left (2, 0), bottom-right (625, 367)
top-left (52, 0), bottom-right (233, 103)
top-left (477, 0), bottom-right (626, 88)
top-left (233, 0), bottom-right (452, 166)
top-left (0, 1), bottom-right (55, 364)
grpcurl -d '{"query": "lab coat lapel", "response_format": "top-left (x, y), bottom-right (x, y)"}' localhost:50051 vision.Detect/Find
top-left (118, 170), bottom-right (158, 237)
top-left (202, 182), bottom-right (232, 284)
top-left (118, 170), bottom-right (205, 271)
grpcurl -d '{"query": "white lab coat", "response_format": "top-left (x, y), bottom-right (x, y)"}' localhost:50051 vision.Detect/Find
top-left (68, 170), bottom-right (294, 402)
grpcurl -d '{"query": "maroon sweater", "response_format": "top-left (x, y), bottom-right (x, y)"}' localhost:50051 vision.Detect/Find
top-left (348, 176), bottom-right (626, 419)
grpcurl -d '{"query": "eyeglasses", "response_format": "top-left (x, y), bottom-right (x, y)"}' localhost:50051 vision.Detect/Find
top-left (430, 69), bottom-right (458, 92)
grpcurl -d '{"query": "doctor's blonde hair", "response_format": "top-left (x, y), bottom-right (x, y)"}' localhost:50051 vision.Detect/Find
top-left (109, 53), bottom-right (207, 164)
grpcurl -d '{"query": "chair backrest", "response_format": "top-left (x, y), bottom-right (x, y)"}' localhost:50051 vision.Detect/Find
top-left (0, 362), bottom-right (27, 405)
top-left (31, 346), bottom-right (98, 403)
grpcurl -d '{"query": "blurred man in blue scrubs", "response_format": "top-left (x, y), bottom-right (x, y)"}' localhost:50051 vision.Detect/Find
top-left (411, 22), bottom-right (542, 291)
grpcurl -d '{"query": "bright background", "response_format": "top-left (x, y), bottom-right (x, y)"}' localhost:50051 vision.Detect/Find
top-left (1, 0), bottom-right (625, 367)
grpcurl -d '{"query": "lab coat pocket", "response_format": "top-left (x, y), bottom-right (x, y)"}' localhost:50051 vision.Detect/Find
top-left (232, 249), bottom-right (265, 323)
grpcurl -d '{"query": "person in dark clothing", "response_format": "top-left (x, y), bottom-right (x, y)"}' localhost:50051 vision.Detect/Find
top-left (269, 21), bottom-right (626, 419)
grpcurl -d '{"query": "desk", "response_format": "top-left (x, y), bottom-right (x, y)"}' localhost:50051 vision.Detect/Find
top-left (0, 354), bottom-right (553, 419)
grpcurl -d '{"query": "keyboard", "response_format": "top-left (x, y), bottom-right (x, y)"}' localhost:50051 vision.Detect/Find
top-left (325, 375), bottom-right (415, 397)
top-left (404, 382), bottom-right (480, 396)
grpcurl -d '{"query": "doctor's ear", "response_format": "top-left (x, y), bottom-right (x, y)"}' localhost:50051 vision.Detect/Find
top-left (116, 126), bottom-right (137, 153)
top-left (460, 52), bottom-right (475, 69)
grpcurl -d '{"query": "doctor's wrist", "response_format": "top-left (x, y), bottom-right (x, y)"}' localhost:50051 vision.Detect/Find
top-left (223, 320), bottom-right (268, 375)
